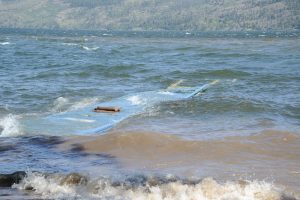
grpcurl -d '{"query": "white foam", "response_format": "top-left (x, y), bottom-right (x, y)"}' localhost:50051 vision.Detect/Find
top-left (64, 118), bottom-right (95, 123)
top-left (82, 46), bottom-right (99, 51)
top-left (51, 97), bottom-right (69, 112)
top-left (127, 95), bottom-right (144, 105)
top-left (0, 42), bottom-right (10, 45)
top-left (13, 173), bottom-right (286, 200)
top-left (69, 97), bottom-right (101, 110)
top-left (158, 91), bottom-right (174, 95)
top-left (51, 97), bottom-right (101, 113)
top-left (62, 43), bottom-right (79, 46)
top-left (0, 114), bottom-right (23, 137)
top-left (14, 172), bottom-right (77, 199)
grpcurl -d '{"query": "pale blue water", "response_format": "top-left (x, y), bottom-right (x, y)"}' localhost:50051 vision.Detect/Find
top-left (0, 29), bottom-right (299, 199)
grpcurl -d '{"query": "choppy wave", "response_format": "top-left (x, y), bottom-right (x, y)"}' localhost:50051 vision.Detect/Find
top-left (27, 70), bottom-right (94, 80)
top-left (168, 69), bottom-right (252, 79)
top-left (181, 97), bottom-right (269, 114)
top-left (0, 114), bottom-right (23, 137)
top-left (12, 172), bottom-right (296, 200)
top-left (34, 36), bottom-right (86, 43)
top-left (144, 70), bottom-right (250, 84)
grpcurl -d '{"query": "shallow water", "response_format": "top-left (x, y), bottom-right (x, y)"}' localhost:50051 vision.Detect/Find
top-left (0, 29), bottom-right (300, 199)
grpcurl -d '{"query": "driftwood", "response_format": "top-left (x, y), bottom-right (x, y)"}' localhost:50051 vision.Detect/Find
top-left (93, 106), bottom-right (120, 113)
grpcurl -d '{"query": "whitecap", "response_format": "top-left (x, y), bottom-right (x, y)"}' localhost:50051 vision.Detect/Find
top-left (62, 43), bottom-right (79, 46)
top-left (13, 172), bottom-right (288, 200)
top-left (0, 114), bottom-right (23, 137)
top-left (51, 97), bottom-right (69, 113)
top-left (0, 42), bottom-right (10, 45)
top-left (69, 97), bottom-right (101, 110)
top-left (82, 46), bottom-right (99, 51)
top-left (127, 95), bottom-right (144, 105)
top-left (51, 97), bottom-right (101, 113)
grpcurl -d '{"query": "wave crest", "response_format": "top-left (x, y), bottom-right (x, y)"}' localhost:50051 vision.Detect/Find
top-left (51, 97), bottom-right (101, 113)
top-left (51, 97), bottom-right (70, 112)
top-left (0, 114), bottom-right (23, 137)
top-left (13, 172), bottom-right (292, 200)
top-left (82, 46), bottom-right (99, 51)
top-left (0, 42), bottom-right (10, 45)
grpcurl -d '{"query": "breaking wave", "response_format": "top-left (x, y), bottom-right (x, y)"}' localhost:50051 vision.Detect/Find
top-left (51, 97), bottom-right (102, 113)
top-left (127, 95), bottom-right (145, 105)
top-left (0, 114), bottom-right (23, 137)
top-left (12, 172), bottom-right (296, 200)
top-left (69, 97), bottom-right (101, 111)
top-left (51, 97), bottom-right (70, 112)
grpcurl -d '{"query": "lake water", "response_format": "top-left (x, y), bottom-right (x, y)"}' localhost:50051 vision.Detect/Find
top-left (0, 29), bottom-right (299, 199)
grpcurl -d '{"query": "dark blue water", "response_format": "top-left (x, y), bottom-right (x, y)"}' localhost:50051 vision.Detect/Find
top-left (0, 29), bottom-right (299, 199)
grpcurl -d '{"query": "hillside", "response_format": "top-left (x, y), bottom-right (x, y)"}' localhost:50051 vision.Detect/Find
top-left (0, 0), bottom-right (299, 31)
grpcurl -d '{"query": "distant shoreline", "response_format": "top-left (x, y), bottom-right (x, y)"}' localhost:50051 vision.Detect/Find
top-left (0, 0), bottom-right (299, 32)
